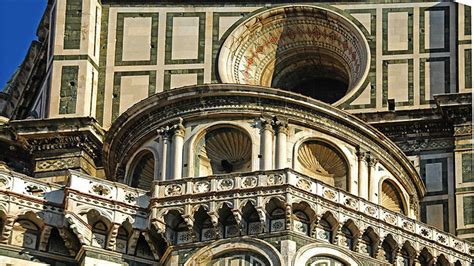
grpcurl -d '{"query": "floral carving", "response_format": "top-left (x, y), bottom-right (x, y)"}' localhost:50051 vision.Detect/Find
top-left (267, 174), bottom-right (284, 185)
top-left (323, 189), bottom-right (336, 200)
top-left (25, 184), bottom-right (46, 197)
top-left (218, 179), bottom-right (234, 190)
top-left (0, 175), bottom-right (11, 189)
top-left (241, 176), bottom-right (257, 188)
top-left (365, 206), bottom-right (376, 216)
top-left (165, 184), bottom-right (183, 196)
top-left (124, 192), bottom-right (137, 204)
top-left (90, 183), bottom-right (111, 197)
top-left (296, 178), bottom-right (311, 191)
top-left (384, 214), bottom-right (396, 224)
top-left (194, 181), bottom-right (210, 193)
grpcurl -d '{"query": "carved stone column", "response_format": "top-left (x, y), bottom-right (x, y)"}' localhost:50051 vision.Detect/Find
top-left (260, 117), bottom-right (274, 170)
top-left (357, 149), bottom-right (369, 200)
top-left (367, 155), bottom-right (378, 203)
top-left (274, 117), bottom-right (288, 169)
top-left (158, 127), bottom-right (171, 181)
top-left (172, 119), bottom-right (185, 180)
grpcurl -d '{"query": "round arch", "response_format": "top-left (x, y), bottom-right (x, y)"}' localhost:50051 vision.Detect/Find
top-left (184, 238), bottom-right (283, 266)
top-left (292, 137), bottom-right (350, 191)
top-left (188, 122), bottom-right (257, 177)
top-left (293, 243), bottom-right (361, 266)
top-left (126, 149), bottom-right (157, 190)
top-left (378, 177), bottom-right (409, 215)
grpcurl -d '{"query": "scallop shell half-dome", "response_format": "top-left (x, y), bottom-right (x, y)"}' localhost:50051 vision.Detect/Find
top-left (202, 128), bottom-right (252, 174)
top-left (381, 181), bottom-right (405, 214)
top-left (297, 141), bottom-right (348, 188)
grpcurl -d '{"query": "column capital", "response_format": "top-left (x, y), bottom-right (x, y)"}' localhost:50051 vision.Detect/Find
top-left (158, 118), bottom-right (185, 139)
top-left (356, 149), bottom-right (366, 161)
top-left (272, 116), bottom-right (289, 134)
top-left (259, 115), bottom-right (274, 132)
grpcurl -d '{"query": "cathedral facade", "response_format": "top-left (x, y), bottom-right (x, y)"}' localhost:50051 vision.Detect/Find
top-left (0, 0), bottom-right (472, 265)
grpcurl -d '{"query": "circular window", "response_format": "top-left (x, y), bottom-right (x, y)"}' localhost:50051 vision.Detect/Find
top-left (218, 5), bottom-right (370, 104)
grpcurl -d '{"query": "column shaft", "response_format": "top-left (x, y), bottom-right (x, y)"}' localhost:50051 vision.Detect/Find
top-left (262, 123), bottom-right (273, 170)
top-left (276, 127), bottom-right (288, 169)
top-left (160, 136), bottom-right (169, 181)
top-left (357, 151), bottom-right (369, 200)
top-left (172, 126), bottom-right (185, 180)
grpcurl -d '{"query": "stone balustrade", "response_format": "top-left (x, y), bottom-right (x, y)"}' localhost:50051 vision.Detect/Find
top-left (151, 168), bottom-right (472, 259)
top-left (68, 170), bottom-right (149, 208)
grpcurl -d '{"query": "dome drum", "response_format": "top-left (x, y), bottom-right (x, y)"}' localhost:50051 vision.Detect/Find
top-left (105, 84), bottom-right (424, 218)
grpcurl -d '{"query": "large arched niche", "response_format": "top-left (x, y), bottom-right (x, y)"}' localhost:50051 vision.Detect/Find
top-left (218, 5), bottom-right (370, 105)
top-left (295, 139), bottom-right (349, 190)
top-left (380, 179), bottom-right (407, 215)
top-left (127, 149), bottom-right (156, 190)
top-left (184, 238), bottom-right (283, 266)
top-left (194, 126), bottom-right (252, 176)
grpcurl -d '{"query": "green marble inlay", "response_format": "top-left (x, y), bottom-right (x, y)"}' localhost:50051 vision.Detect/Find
top-left (465, 5), bottom-right (472, 36)
top-left (53, 55), bottom-right (99, 70)
top-left (96, 6), bottom-right (110, 125)
top-left (164, 69), bottom-right (204, 91)
top-left (466, 48), bottom-right (472, 89)
top-left (382, 8), bottom-right (414, 55)
top-left (462, 153), bottom-right (473, 183)
top-left (421, 199), bottom-right (449, 232)
top-left (420, 158), bottom-right (448, 196)
top-left (342, 9), bottom-right (377, 110)
top-left (59, 66), bottom-right (79, 114)
top-left (419, 57), bottom-right (450, 104)
top-left (382, 59), bottom-right (414, 107)
top-left (419, 6), bottom-right (450, 54)
top-left (112, 71), bottom-right (156, 122)
top-left (463, 196), bottom-right (474, 225)
top-left (165, 12), bottom-right (206, 65)
top-left (64, 0), bottom-right (83, 49)
top-left (115, 13), bottom-right (159, 66)
top-left (211, 12), bottom-right (247, 82)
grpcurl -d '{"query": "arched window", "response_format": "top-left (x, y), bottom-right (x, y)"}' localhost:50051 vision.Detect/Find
top-left (115, 227), bottom-right (129, 253)
top-left (317, 213), bottom-right (338, 243)
top-left (92, 221), bottom-right (108, 248)
top-left (194, 207), bottom-right (215, 242)
top-left (340, 221), bottom-right (358, 251)
top-left (47, 228), bottom-right (70, 255)
top-left (269, 208), bottom-right (285, 232)
top-left (360, 228), bottom-right (378, 258)
top-left (242, 202), bottom-right (261, 235)
top-left (218, 204), bottom-right (239, 238)
top-left (380, 180), bottom-right (405, 214)
top-left (165, 210), bottom-right (191, 245)
top-left (209, 251), bottom-right (269, 266)
top-left (297, 140), bottom-right (348, 190)
top-left (129, 150), bottom-right (155, 189)
top-left (419, 247), bottom-right (434, 265)
top-left (10, 219), bottom-right (40, 249)
top-left (293, 211), bottom-right (310, 236)
top-left (381, 235), bottom-right (398, 264)
top-left (135, 234), bottom-right (154, 259)
top-left (306, 256), bottom-right (346, 266)
top-left (195, 127), bottom-right (252, 176)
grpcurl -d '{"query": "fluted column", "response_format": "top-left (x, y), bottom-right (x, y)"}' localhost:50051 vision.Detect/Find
top-left (158, 128), bottom-right (170, 181)
top-left (357, 150), bottom-right (369, 200)
top-left (172, 120), bottom-right (185, 180)
top-left (260, 117), bottom-right (274, 170)
top-left (368, 156), bottom-right (378, 203)
top-left (274, 118), bottom-right (288, 169)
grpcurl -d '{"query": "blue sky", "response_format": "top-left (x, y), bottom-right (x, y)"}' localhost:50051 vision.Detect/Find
top-left (0, 0), bottom-right (48, 90)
